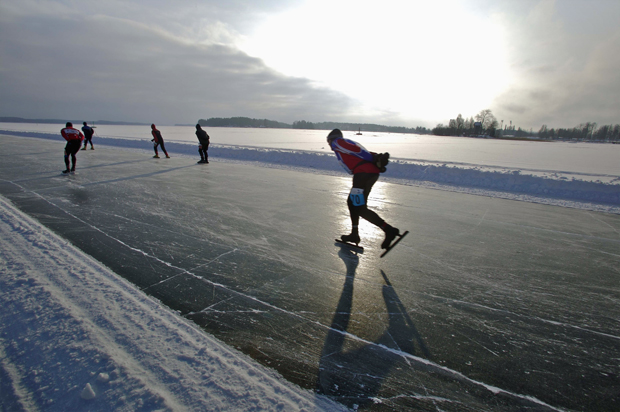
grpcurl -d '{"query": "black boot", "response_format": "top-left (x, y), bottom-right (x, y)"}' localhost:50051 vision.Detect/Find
top-left (381, 225), bottom-right (400, 249)
top-left (341, 232), bottom-right (361, 245)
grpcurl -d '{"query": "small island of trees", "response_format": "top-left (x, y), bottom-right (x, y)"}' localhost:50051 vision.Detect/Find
top-left (433, 110), bottom-right (620, 142)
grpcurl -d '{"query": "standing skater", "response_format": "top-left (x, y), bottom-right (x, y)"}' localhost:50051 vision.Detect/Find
top-left (60, 122), bottom-right (84, 174)
top-left (195, 124), bottom-right (210, 163)
top-left (327, 128), bottom-right (399, 249)
top-left (150, 124), bottom-right (170, 158)
top-left (81, 122), bottom-right (95, 150)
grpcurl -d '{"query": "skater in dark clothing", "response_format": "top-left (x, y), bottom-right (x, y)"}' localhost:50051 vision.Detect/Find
top-left (195, 124), bottom-right (210, 163)
top-left (81, 122), bottom-right (95, 150)
top-left (327, 128), bottom-right (399, 249)
top-left (150, 124), bottom-right (169, 158)
top-left (60, 122), bottom-right (84, 174)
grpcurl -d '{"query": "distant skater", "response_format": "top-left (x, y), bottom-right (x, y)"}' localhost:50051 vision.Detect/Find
top-left (150, 124), bottom-right (169, 158)
top-left (327, 128), bottom-right (399, 249)
top-left (195, 124), bottom-right (210, 163)
top-left (60, 122), bottom-right (84, 174)
top-left (81, 122), bottom-right (95, 150)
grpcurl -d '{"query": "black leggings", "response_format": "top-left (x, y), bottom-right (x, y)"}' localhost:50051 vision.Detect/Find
top-left (64, 140), bottom-right (81, 170)
top-left (199, 143), bottom-right (209, 161)
top-left (154, 140), bottom-right (168, 156)
top-left (347, 173), bottom-right (384, 228)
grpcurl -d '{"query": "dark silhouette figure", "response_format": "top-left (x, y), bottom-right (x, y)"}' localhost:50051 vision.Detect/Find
top-left (316, 249), bottom-right (429, 409)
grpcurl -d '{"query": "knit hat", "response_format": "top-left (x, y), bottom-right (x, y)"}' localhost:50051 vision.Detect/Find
top-left (327, 129), bottom-right (343, 143)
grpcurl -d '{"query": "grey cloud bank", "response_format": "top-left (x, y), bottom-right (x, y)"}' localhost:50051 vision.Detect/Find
top-left (1, 0), bottom-right (620, 129)
top-left (491, 0), bottom-right (620, 129)
top-left (0, 1), bottom-right (351, 125)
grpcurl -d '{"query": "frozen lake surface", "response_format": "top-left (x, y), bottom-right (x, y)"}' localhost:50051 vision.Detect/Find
top-left (0, 133), bottom-right (618, 411)
top-left (2, 122), bottom-right (620, 178)
top-left (2, 126), bottom-right (619, 211)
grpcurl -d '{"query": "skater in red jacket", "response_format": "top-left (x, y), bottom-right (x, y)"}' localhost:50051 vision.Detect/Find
top-left (60, 122), bottom-right (84, 174)
top-left (327, 128), bottom-right (399, 249)
top-left (150, 124), bottom-right (169, 158)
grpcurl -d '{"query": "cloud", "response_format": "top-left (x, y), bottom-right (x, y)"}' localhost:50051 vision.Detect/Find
top-left (0, 2), bottom-right (352, 124)
top-left (491, 0), bottom-right (620, 129)
top-left (2, 0), bottom-right (619, 130)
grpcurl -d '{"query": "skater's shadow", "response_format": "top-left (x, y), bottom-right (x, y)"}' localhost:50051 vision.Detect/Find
top-left (316, 249), bottom-right (429, 409)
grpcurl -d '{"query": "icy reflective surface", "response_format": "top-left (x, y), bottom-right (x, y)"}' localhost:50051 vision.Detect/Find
top-left (1, 135), bottom-right (619, 411)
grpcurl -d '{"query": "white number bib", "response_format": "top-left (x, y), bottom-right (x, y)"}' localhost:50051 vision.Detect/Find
top-left (349, 188), bottom-right (365, 206)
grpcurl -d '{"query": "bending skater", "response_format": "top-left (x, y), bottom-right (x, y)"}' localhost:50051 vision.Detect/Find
top-left (327, 128), bottom-right (399, 249)
top-left (60, 122), bottom-right (84, 174)
top-left (150, 124), bottom-right (169, 158)
top-left (81, 122), bottom-right (95, 150)
top-left (195, 124), bottom-right (210, 163)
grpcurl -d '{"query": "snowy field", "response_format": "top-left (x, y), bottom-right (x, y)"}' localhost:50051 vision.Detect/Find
top-left (1, 132), bottom-right (619, 411)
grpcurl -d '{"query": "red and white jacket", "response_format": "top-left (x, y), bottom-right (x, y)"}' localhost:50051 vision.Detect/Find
top-left (61, 127), bottom-right (84, 142)
top-left (329, 137), bottom-right (380, 175)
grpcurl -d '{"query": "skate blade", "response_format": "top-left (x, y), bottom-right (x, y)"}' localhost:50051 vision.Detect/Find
top-left (335, 239), bottom-right (364, 253)
top-left (380, 230), bottom-right (409, 258)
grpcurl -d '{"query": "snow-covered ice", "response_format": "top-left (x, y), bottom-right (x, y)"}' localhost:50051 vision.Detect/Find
top-left (0, 131), bottom-right (618, 411)
top-left (0, 195), bottom-right (343, 411)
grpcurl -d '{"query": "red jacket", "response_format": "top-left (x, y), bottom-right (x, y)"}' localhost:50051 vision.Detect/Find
top-left (151, 124), bottom-right (162, 143)
top-left (61, 127), bottom-right (84, 142)
top-left (329, 137), bottom-right (380, 174)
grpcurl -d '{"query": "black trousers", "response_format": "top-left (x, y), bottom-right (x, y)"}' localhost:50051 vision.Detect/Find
top-left (198, 140), bottom-right (209, 161)
top-left (154, 140), bottom-right (168, 156)
top-left (347, 173), bottom-right (384, 228)
top-left (64, 140), bottom-right (81, 170)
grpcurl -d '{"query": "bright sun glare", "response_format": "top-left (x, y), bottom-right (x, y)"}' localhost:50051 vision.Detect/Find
top-left (240, 0), bottom-right (511, 122)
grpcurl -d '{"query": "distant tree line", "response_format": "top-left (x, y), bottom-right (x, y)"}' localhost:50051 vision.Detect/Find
top-left (198, 117), bottom-right (432, 134)
top-left (539, 122), bottom-right (620, 142)
top-left (433, 110), bottom-right (620, 142)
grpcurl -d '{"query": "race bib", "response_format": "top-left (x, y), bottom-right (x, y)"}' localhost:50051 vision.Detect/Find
top-left (349, 188), bottom-right (365, 206)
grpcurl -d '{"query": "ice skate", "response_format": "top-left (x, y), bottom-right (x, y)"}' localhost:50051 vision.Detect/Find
top-left (380, 230), bottom-right (409, 258)
top-left (335, 233), bottom-right (364, 253)
top-left (381, 226), bottom-right (400, 250)
top-left (341, 233), bottom-right (361, 245)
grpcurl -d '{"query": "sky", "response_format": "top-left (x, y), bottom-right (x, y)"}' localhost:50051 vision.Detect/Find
top-left (0, 0), bottom-right (619, 130)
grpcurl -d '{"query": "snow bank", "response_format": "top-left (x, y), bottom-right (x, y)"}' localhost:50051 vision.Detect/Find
top-left (4, 130), bottom-right (619, 212)
top-left (0, 195), bottom-right (343, 411)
